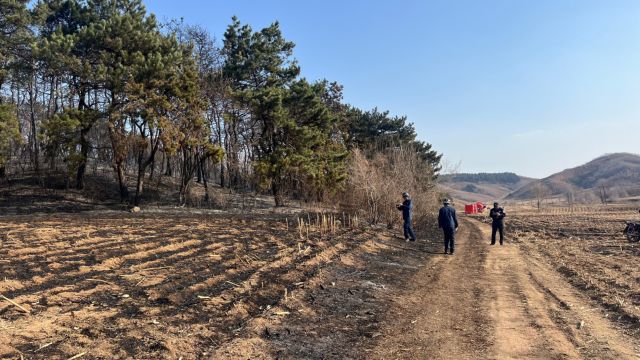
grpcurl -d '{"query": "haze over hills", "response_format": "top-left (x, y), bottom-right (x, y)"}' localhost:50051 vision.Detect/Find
top-left (505, 153), bottom-right (640, 203)
top-left (440, 153), bottom-right (640, 204)
top-left (439, 172), bottom-right (536, 204)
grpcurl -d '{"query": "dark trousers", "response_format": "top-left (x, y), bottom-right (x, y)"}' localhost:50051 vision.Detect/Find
top-left (403, 219), bottom-right (416, 240)
top-left (443, 227), bottom-right (455, 252)
top-left (492, 223), bottom-right (504, 244)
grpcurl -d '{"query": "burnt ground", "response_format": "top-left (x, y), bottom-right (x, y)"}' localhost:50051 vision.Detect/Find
top-left (0, 209), bottom-right (639, 359)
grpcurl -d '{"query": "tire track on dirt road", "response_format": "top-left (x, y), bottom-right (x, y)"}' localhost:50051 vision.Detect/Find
top-left (479, 223), bottom-right (581, 359)
top-left (474, 218), bottom-right (639, 360)
top-left (372, 218), bottom-right (639, 359)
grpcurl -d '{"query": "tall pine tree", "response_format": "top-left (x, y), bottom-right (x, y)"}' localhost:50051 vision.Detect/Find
top-left (223, 18), bottom-right (348, 205)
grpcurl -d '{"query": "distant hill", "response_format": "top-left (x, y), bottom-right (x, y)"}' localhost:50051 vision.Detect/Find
top-left (506, 153), bottom-right (640, 202)
top-left (439, 172), bottom-right (535, 204)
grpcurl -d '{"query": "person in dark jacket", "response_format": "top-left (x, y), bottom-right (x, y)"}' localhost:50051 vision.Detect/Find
top-left (489, 202), bottom-right (506, 245)
top-left (396, 192), bottom-right (416, 242)
top-left (438, 198), bottom-right (459, 254)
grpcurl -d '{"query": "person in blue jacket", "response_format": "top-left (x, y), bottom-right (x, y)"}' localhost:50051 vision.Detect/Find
top-left (396, 192), bottom-right (417, 242)
top-left (489, 202), bottom-right (506, 245)
top-left (438, 198), bottom-right (459, 255)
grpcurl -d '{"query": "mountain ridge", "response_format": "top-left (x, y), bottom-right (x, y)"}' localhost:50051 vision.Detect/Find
top-left (438, 172), bottom-right (535, 204)
top-left (505, 153), bottom-right (640, 202)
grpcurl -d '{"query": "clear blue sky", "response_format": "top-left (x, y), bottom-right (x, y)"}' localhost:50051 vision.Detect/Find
top-left (145, 0), bottom-right (640, 178)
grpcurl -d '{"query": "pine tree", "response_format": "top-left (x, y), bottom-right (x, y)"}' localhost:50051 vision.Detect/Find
top-left (0, 104), bottom-right (21, 177)
top-left (34, 0), bottom-right (219, 203)
top-left (282, 79), bottom-right (348, 201)
top-left (223, 17), bottom-right (300, 205)
top-left (0, 0), bottom-right (30, 93)
top-left (34, 0), bottom-right (106, 188)
top-left (222, 18), bottom-right (350, 205)
top-left (345, 107), bottom-right (442, 180)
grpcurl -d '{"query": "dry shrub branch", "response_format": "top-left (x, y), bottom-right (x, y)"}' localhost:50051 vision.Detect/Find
top-left (343, 146), bottom-right (439, 229)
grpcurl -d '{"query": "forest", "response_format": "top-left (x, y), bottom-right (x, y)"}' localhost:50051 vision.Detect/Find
top-left (0, 0), bottom-right (441, 208)
top-left (442, 172), bottom-right (523, 185)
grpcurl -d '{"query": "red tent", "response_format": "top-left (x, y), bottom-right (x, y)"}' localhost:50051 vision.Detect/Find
top-left (464, 204), bottom-right (477, 214)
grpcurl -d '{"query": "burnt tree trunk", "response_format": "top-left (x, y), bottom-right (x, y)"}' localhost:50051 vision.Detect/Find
top-left (116, 162), bottom-right (129, 202)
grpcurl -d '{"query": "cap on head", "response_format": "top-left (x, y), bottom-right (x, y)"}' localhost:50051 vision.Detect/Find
top-left (402, 192), bottom-right (409, 198)
top-left (443, 198), bottom-right (451, 205)
top-left (494, 202), bottom-right (499, 206)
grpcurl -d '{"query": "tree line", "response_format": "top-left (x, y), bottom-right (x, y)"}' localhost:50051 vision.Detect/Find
top-left (442, 172), bottom-right (522, 185)
top-left (0, 0), bottom-right (441, 207)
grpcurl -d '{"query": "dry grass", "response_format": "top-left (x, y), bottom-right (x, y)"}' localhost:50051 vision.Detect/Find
top-left (344, 148), bottom-right (438, 229)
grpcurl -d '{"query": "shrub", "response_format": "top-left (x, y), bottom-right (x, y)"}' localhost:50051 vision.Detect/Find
top-left (343, 146), bottom-right (439, 229)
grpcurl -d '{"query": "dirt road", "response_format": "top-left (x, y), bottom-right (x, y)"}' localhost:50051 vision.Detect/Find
top-left (372, 219), bottom-right (639, 359)
top-left (368, 219), bottom-right (639, 359)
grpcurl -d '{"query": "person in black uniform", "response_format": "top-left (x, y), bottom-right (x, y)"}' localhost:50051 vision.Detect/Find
top-left (489, 202), bottom-right (506, 245)
top-left (438, 198), bottom-right (459, 254)
top-left (396, 192), bottom-right (417, 242)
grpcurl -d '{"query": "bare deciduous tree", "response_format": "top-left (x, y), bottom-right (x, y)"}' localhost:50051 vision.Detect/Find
top-left (534, 183), bottom-right (548, 212)
top-left (344, 146), bottom-right (438, 229)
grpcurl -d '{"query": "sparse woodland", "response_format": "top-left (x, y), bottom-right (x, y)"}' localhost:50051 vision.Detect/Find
top-left (0, 0), bottom-right (441, 212)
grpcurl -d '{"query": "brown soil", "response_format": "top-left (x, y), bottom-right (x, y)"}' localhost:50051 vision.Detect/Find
top-left (0, 211), bottom-right (638, 359)
top-left (507, 211), bottom-right (640, 342)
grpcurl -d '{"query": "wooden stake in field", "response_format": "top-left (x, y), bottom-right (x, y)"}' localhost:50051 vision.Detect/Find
top-left (323, 214), bottom-right (327, 235)
top-left (298, 217), bottom-right (304, 239)
top-left (0, 294), bottom-right (30, 314)
top-left (67, 352), bottom-right (87, 360)
top-left (35, 342), bottom-right (54, 352)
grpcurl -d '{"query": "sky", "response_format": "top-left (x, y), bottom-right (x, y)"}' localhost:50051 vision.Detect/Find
top-left (144, 0), bottom-right (640, 178)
